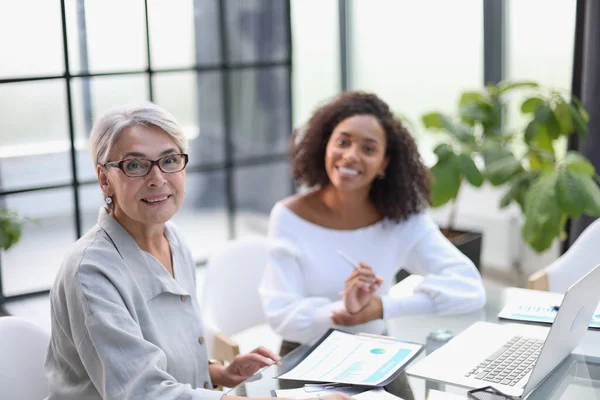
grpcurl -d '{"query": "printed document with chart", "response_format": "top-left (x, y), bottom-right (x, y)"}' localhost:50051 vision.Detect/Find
top-left (497, 289), bottom-right (600, 329)
top-left (276, 329), bottom-right (423, 386)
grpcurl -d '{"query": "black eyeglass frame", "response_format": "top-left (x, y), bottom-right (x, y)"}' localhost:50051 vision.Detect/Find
top-left (103, 153), bottom-right (189, 177)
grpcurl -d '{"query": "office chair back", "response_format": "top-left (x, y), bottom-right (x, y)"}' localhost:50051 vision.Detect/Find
top-left (202, 236), bottom-right (271, 360)
top-left (0, 316), bottom-right (50, 400)
top-left (529, 218), bottom-right (600, 292)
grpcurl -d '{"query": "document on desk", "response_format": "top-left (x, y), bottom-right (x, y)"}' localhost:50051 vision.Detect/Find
top-left (498, 296), bottom-right (600, 329)
top-left (272, 387), bottom-right (404, 400)
top-left (276, 329), bottom-right (423, 386)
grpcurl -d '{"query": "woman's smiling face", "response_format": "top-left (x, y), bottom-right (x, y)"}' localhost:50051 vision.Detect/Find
top-left (98, 124), bottom-right (186, 228)
top-left (324, 114), bottom-right (389, 194)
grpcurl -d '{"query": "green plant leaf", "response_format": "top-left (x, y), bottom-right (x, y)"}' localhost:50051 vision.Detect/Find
top-left (556, 168), bottom-right (587, 218)
top-left (430, 156), bottom-right (461, 207)
top-left (572, 96), bottom-right (590, 123)
top-left (422, 113), bottom-right (475, 143)
top-left (443, 121), bottom-right (475, 144)
top-left (554, 102), bottom-right (574, 135)
top-left (422, 112), bottom-right (445, 129)
top-left (534, 104), bottom-right (561, 139)
top-left (533, 132), bottom-right (556, 166)
top-left (565, 102), bottom-right (588, 137)
top-left (565, 152), bottom-right (595, 176)
top-left (459, 91), bottom-right (487, 106)
top-left (480, 143), bottom-right (513, 165)
top-left (458, 91), bottom-right (500, 131)
top-left (499, 171), bottom-right (540, 211)
top-left (458, 154), bottom-right (484, 187)
top-left (433, 143), bottom-right (453, 162)
top-left (485, 153), bottom-right (522, 186)
top-left (521, 97), bottom-right (545, 114)
top-left (524, 120), bottom-right (539, 144)
top-left (522, 171), bottom-right (562, 252)
top-left (559, 214), bottom-right (569, 241)
top-left (498, 81), bottom-right (539, 94)
top-left (572, 173), bottom-right (600, 216)
top-left (459, 101), bottom-right (490, 125)
top-left (0, 225), bottom-right (9, 250)
top-left (0, 209), bottom-right (26, 251)
top-left (527, 128), bottom-right (556, 171)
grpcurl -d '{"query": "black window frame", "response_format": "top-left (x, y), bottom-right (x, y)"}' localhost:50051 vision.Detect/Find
top-left (0, 0), bottom-right (293, 304)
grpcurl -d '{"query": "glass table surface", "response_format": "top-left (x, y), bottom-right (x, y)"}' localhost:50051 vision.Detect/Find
top-left (228, 283), bottom-right (600, 399)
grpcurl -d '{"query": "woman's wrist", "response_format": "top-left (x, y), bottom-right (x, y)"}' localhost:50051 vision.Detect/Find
top-left (346, 298), bottom-right (369, 315)
top-left (208, 362), bottom-right (227, 387)
top-left (371, 294), bottom-right (384, 320)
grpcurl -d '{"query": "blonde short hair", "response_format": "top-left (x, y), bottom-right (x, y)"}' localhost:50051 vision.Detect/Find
top-left (90, 103), bottom-right (188, 166)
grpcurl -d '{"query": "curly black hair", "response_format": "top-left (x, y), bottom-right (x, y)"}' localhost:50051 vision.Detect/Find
top-left (291, 91), bottom-right (431, 222)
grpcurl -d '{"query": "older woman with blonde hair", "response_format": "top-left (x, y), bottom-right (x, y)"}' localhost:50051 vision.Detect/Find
top-left (45, 103), bottom-right (350, 400)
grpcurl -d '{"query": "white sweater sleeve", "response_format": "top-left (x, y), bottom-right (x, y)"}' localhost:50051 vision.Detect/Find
top-left (381, 215), bottom-right (486, 318)
top-left (259, 238), bottom-right (343, 343)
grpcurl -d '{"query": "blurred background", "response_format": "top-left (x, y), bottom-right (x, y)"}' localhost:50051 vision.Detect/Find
top-left (0, 0), bottom-right (590, 308)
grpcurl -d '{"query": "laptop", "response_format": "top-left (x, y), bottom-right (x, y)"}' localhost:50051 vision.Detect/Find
top-left (407, 264), bottom-right (600, 398)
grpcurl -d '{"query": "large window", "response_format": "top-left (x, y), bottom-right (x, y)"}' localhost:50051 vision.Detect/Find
top-left (349, 0), bottom-right (484, 165)
top-left (0, 0), bottom-right (292, 301)
top-left (290, 0), bottom-right (341, 126)
top-left (504, 0), bottom-right (577, 158)
top-left (0, 0), bottom-right (581, 301)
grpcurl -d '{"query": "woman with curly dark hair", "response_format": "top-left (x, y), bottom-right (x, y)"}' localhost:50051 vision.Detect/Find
top-left (259, 91), bottom-right (485, 357)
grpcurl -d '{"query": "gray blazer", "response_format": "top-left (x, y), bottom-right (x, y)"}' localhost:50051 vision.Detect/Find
top-left (45, 207), bottom-right (223, 400)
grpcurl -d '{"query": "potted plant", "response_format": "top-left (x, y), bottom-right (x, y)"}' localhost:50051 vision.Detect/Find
top-left (421, 81), bottom-right (600, 263)
top-left (0, 209), bottom-right (28, 251)
top-left (493, 89), bottom-right (599, 252)
top-left (419, 82), bottom-right (537, 268)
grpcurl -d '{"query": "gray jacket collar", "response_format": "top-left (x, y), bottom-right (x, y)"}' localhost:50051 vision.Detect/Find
top-left (97, 207), bottom-right (190, 301)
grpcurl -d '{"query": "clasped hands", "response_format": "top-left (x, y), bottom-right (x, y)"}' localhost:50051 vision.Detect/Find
top-left (331, 263), bottom-right (384, 326)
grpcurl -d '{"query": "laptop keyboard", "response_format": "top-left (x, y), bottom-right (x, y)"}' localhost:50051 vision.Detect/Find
top-left (465, 336), bottom-right (543, 386)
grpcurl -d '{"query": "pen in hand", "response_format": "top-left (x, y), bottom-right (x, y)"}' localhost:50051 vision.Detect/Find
top-left (336, 250), bottom-right (383, 292)
top-left (337, 250), bottom-right (361, 270)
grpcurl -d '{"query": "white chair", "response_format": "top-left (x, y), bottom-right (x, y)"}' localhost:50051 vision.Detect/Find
top-left (0, 316), bottom-right (50, 400)
top-left (201, 236), bottom-right (281, 362)
top-left (528, 218), bottom-right (600, 292)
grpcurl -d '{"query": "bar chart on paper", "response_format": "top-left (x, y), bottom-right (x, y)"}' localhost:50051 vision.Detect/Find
top-left (277, 330), bottom-right (421, 386)
top-left (334, 361), bottom-right (366, 381)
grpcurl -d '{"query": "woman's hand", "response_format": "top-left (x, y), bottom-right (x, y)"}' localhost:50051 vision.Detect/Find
top-left (343, 262), bottom-right (383, 314)
top-left (332, 294), bottom-right (384, 326)
top-left (212, 346), bottom-right (280, 387)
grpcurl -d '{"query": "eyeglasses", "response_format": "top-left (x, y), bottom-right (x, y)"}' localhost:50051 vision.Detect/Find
top-left (104, 153), bottom-right (189, 177)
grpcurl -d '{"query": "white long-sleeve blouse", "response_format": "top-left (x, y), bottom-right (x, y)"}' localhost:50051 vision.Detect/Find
top-left (259, 202), bottom-right (486, 344)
